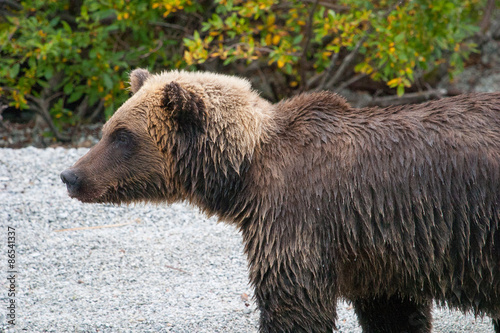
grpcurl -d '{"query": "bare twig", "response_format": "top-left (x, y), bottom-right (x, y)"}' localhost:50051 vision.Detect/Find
top-left (0, 0), bottom-right (23, 10)
top-left (313, 51), bottom-right (340, 89)
top-left (87, 99), bottom-right (104, 123)
top-left (27, 92), bottom-right (71, 142)
top-left (0, 103), bottom-right (7, 129)
top-left (322, 33), bottom-right (369, 90)
top-left (75, 95), bottom-right (89, 119)
top-left (305, 72), bottom-right (323, 89)
top-left (54, 221), bottom-right (136, 232)
top-left (299, 0), bottom-right (319, 91)
top-left (256, 46), bottom-right (274, 54)
top-left (314, 1), bottom-right (404, 91)
top-left (480, 0), bottom-right (496, 34)
top-left (278, 0), bottom-right (349, 13)
top-left (165, 265), bottom-right (191, 275)
top-left (334, 73), bottom-right (367, 92)
top-left (140, 40), bottom-right (164, 59)
top-left (115, 32), bottom-right (132, 50)
top-left (24, 72), bottom-right (70, 141)
top-left (148, 21), bottom-right (189, 33)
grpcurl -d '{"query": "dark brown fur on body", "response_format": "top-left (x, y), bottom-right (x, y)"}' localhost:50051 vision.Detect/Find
top-left (61, 69), bottom-right (500, 333)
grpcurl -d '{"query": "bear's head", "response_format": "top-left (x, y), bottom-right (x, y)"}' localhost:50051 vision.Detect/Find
top-left (61, 69), bottom-right (272, 206)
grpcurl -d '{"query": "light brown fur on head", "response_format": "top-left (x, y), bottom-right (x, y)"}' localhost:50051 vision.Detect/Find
top-left (140, 69), bottom-right (274, 166)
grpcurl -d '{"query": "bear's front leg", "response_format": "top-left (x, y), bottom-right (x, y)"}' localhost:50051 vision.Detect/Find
top-left (254, 284), bottom-right (337, 333)
top-left (352, 294), bottom-right (432, 333)
top-left (493, 318), bottom-right (500, 333)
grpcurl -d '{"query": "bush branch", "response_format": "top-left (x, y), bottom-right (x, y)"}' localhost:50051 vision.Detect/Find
top-left (299, 0), bottom-right (319, 91)
top-left (314, 0), bottom-right (404, 91)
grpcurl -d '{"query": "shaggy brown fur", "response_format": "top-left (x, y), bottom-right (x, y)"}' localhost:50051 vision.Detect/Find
top-left (61, 69), bottom-right (500, 333)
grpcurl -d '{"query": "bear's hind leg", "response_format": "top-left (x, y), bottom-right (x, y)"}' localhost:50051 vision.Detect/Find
top-left (257, 302), bottom-right (335, 333)
top-left (256, 289), bottom-right (336, 333)
top-left (493, 318), bottom-right (500, 333)
top-left (353, 294), bottom-right (432, 333)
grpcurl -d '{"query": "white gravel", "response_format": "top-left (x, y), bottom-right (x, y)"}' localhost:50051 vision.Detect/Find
top-left (0, 147), bottom-right (495, 332)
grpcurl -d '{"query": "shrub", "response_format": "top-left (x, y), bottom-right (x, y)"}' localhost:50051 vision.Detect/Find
top-left (184, 0), bottom-right (484, 96)
top-left (0, 0), bottom-right (200, 139)
top-left (0, 0), bottom-right (488, 141)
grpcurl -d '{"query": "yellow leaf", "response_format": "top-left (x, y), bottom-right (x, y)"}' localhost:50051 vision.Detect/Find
top-left (387, 78), bottom-right (399, 86)
top-left (277, 60), bottom-right (285, 68)
top-left (268, 14), bottom-right (275, 26)
top-left (265, 34), bottom-right (272, 45)
top-left (272, 35), bottom-right (280, 45)
top-left (184, 51), bottom-right (193, 65)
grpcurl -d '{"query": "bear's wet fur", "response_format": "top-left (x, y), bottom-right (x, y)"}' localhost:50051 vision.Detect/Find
top-left (61, 69), bottom-right (500, 333)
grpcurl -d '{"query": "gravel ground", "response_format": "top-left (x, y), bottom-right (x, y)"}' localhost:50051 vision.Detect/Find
top-left (0, 147), bottom-right (496, 332)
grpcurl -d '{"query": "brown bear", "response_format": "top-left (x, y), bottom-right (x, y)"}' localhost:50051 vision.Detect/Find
top-left (61, 68), bottom-right (500, 333)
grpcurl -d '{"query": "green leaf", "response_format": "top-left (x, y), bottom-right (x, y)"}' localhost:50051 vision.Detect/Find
top-left (104, 105), bottom-right (115, 119)
top-left (103, 73), bottom-right (113, 90)
top-left (81, 5), bottom-right (89, 21)
top-left (49, 17), bottom-right (60, 27)
top-left (293, 35), bottom-right (304, 45)
top-left (68, 90), bottom-right (83, 103)
top-left (44, 67), bottom-right (53, 79)
top-left (10, 63), bottom-right (20, 78)
top-left (64, 83), bottom-right (73, 95)
top-left (88, 93), bottom-right (99, 107)
top-left (394, 32), bottom-right (405, 43)
top-left (397, 84), bottom-right (404, 96)
top-left (61, 20), bottom-right (72, 34)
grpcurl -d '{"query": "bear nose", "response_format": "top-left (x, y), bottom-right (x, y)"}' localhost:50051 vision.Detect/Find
top-left (60, 169), bottom-right (79, 191)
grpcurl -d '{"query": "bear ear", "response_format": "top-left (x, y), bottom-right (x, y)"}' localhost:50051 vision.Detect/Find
top-left (129, 68), bottom-right (151, 95)
top-left (163, 81), bottom-right (207, 134)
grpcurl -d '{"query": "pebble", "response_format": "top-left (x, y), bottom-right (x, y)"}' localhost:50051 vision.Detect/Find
top-left (0, 148), bottom-right (495, 332)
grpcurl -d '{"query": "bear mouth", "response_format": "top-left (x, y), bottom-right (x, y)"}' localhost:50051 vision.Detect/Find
top-left (89, 186), bottom-right (132, 204)
top-left (68, 176), bottom-right (167, 205)
top-left (68, 188), bottom-right (108, 204)
top-left (90, 182), bottom-right (164, 205)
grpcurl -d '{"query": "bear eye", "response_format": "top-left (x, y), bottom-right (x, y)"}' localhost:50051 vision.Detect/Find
top-left (114, 130), bottom-right (132, 146)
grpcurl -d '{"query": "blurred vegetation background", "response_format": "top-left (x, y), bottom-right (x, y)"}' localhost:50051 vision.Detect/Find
top-left (0, 0), bottom-right (498, 145)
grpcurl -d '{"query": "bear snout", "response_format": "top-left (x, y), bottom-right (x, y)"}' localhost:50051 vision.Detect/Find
top-left (60, 169), bottom-right (81, 195)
